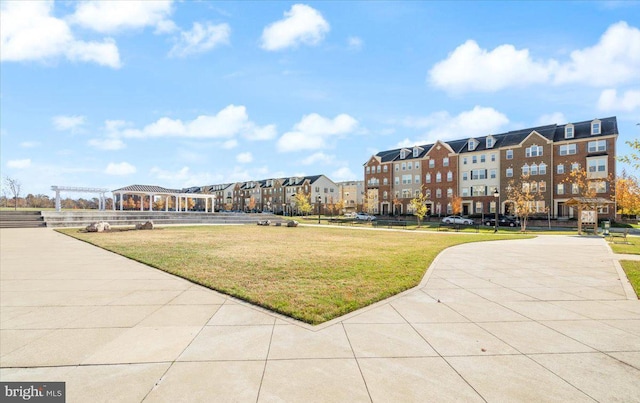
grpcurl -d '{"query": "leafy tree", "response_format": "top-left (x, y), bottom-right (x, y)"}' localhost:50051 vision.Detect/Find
top-left (450, 194), bottom-right (462, 215)
top-left (616, 169), bottom-right (640, 217)
top-left (409, 187), bottom-right (430, 228)
top-left (248, 196), bottom-right (257, 212)
top-left (392, 197), bottom-right (402, 216)
top-left (562, 165), bottom-right (614, 234)
top-left (618, 139), bottom-right (640, 171)
top-left (505, 174), bottom-right (544, 232)
top-left (294, 192), bottom-right (312, 215)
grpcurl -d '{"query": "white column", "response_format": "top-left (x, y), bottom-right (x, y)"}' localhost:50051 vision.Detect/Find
top-left (55, 189), bottom-right (61, 211)
top-left (165, 196), bottom-right (169, 212)
top-left (140, 195), bottom-right (144, 211)
top-left (150, 195), bottom-right (153, 212)
top-left (205, 198), bottom-right (208, 213)
top-left (120, 193), bottom-right (124, 211)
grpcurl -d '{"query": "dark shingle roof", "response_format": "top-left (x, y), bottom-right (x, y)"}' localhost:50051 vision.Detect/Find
top-left (112, 184), bottom-right (180, 193)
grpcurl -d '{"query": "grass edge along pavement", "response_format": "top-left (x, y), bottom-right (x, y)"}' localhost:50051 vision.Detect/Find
top-left (620, 260), bottom-right (640, 299)
top-left (58, 226), bottom-right (531, 325)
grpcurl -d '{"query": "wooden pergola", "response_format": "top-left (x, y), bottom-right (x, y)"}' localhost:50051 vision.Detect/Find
top-left (565, 197), bottom-right (614, 234)
top-left (112, 185), bottom-right (215, 213)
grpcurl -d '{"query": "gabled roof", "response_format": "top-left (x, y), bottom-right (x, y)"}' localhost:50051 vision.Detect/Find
top-left (112, 184), bottom-right (180, 193)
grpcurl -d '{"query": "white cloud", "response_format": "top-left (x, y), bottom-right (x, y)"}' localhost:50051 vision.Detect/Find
top-left (554, 22), bottom-right (640, 86)
top-left (244, 124), bottom-right (277, 141)
top-left (236, 152), bottom-right (253, 163)
top-left (0, 1), bottom-right (121, 68)
top-left (7, 159), bottom-right (31, 169)
top-left (20, 141), bottom-right (41, 148)
top-left (598, 88), bottom-right (640, 112)
top-left (536, 112), bottom-right (567, 126)
top-left (88, 138), bottom-right (126, 150)
top-left (69, 0), bottom-right (174, 34)
top-left (222, 139), bottom-right (238, 149)
top-left (429, 40), bottom-right (553, 92)
top-left (429, 21), bottom-right (640, 93)
top-left (52, 115), bottom-right (86, 131)
top-left (331, 167), bottom-right (357, 182)
top-left (347, 36), bottom-right (363, 50)
top-left (301, 152), bottom-right (335, 165)
top-left (150, 166), bottom-right (222, 188)
top-left (277, 113), bottom-right (358, 152)
top-left (116, 105), bottom-right (273, 140)
top-left (105, 162), bottom-right (136, 175)
top-left (261, 4), bottom-right (330, 51)
top-left (395, 106), bottom-right (509, 147)
top-left (169, 22), bottom-right (230, 57)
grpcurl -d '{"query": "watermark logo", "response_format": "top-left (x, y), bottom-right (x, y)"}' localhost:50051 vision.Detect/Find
top-left (1, 382), bottom-right (65, 403)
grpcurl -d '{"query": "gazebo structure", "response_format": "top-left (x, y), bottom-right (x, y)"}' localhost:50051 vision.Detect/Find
top-left (112, 185), bottom-right (216, 213)
top-left (565, 197), bottom-right (614, 234)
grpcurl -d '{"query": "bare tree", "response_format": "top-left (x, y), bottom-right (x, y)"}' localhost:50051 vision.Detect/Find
top-left (3, 177), bottom-right (22, 210)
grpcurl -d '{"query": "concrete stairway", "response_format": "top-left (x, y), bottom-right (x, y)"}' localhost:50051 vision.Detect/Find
top-left (0, 211), bottom-right (47, 228)
top-left (40, 211), bottom-right (287, 228)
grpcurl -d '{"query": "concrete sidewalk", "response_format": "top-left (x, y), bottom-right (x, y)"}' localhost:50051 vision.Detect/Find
top-left (1, 229), bottom-right (639, 402)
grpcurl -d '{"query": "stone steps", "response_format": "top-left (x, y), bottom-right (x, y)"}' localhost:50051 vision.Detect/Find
top-left (40, 211), bottom-right (286, 228)
top-left (0, 211), bottom-right (46, 228)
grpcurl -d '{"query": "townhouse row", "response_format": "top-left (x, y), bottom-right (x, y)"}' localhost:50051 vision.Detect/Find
top-left (363, 117), bottom-right (618, 219)
top-left (200, 175), bottom-right (364, 215)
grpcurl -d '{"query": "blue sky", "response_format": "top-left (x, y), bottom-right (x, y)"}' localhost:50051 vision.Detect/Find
top-left (2, 1), bottom-right (639, 196)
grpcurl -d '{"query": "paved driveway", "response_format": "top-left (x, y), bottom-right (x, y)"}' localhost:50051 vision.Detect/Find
top-left (1, 229), bottom-right (639, 402)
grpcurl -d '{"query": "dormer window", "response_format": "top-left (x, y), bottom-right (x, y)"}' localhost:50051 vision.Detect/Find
top-left (486, 136), bottom-right (494, 148)
top-left (468, 139), bottom-right (477, 151)
top-left (565, 124), bottom-right (574, 139)
top-left (400, 149), bottom-right (409, 159)
top-left (413, 146), bottom-right (422, 158)
top-left (591, 120), bottom-right (601, 135)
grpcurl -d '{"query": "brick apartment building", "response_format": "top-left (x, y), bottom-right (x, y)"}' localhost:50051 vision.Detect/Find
top-left (364, 117), bottom-right (618, 219)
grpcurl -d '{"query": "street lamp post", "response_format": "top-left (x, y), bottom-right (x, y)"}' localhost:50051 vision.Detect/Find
top-left (493, 188), bottom-right (500, 233)
top-left (317, 195), bottom-right (322, 224)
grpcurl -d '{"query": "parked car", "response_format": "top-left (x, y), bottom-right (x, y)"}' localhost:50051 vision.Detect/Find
top-left (484, 215), bottom-right (520, 227)
top-left (441, 215), bottom-right (474, 225)
top-left (355, 213), bottom-right (376, 221)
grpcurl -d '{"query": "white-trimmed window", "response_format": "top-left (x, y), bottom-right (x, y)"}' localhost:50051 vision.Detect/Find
top-left (395, 177), bottom-right (399, 185)
top-left (377, 165), bottom-right (381, 173)
top-left (530, 163), bottom-right (538, 176)
top-left (472, 186), bottom-right (486, 196)
top-left (557, 184), bottom-right (564, 195)
top-left (480, 154), bottom-right (486, 163)
top-left (506, 168), bottom-right (513, 178)
top-left (475, 201), bottom-right (483, 213)
top-left (588, 140), bottom-right (606, 153)
top-left (572, 183), bottom-right (579, 194)
top-left (526, 145), bottom-right (543, 157)
top-left (565, 124), bottom-right (574, 139)
top-left (462, 187), bottom-right (469, 197)
top-left (383, 178), bottom-right (388, 185)
top-left (414, 175), bottom-right (420, 184)
top-left (491, 153), bottom-right (496, 162)
top-left (402, 175), bottom-right (412, 184)
top-left (407, 162), bottom-right (412, 170)
top-left (383, 165), bottom-right (388, 172)
top-left (463, 157), bottom-right (468, 165)
top-left (413, 147), bottom-right (420, 158)
top-left (426, 173), bottom-right (432, 183)
top-left (383, 191), bottom-right (388, 200)
top-left (490, 169), bottom-right (497, 179)
top-left (447, 203), bottom-right (452, 214)
top-left (400, 149), bottom-right (407, 159)
top-left (539, 163), bottom-right (547, 175)
top-left (447, 188), bottom-right (453, 197)
top-left (522, 164), bottom-right (530, 176)
top-left (486, 137), bottom-right (494, 148)
top-left (468, 139), bottom-right (477, 151)
top-left (560, 144), bottom-right (577, 156)
top-left (436, 172), bottom-right (442, 183)
top-left (587, 158), bottom-right (607, 173)
top-left (539, 181), bottom-right (546, 192)
top-left (402, 162), bottom-right (406, 171)
top-left (591, 120), bottom-right (601, 135)
top-left (429, 159), bottom-right (435, 168)
top-left (426, 189), bottom-right (431, 198)
top-left (589, 181), bottom-right (607, 193)
top-left (489, 201), bottom-right (496, 213)
top-left (471, 169), bottom-right (487, 180)
top-left (472, 155), bottom-right (478, 164)
top-left (443, 157), bottom-right (449, 167)
top-left (447, 171), bottom-right (453, 181)
top-left (571, 162), bottom-right (580, 171)
top-left (395, 164), bottom-right (399, 172)
top-left (366, 167), bottom-right (370, 174)
top-left (462, 172), bottom-right (468, 181)
top-left (436, 188), bottom-right (442, 198)
top-left (414, 162), bottom-right (419, 169)
top-left (557, 164), bottom-right (564, 174)
top-left (506, 150), bottom-right (513, 160)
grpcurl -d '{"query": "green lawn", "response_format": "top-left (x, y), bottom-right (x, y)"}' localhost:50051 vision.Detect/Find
top-left (620, 260), bottom-right (640, 299)
top-left (609, 236), bottom-right (640, 255)
top-left (58, 226), bottom-right (531, 324)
